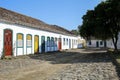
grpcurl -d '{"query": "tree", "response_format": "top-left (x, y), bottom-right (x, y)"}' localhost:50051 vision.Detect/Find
top-left (71, 29), bottom-right (79, 36)
top-left (79, 0), bottom-right (120, 53)
top-left (79, 10), bottom-right (96, 40)
top-left (94, 0), bottom-right (120, 52)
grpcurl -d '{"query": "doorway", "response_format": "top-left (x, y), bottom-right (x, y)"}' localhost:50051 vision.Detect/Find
top-left (41, 36), bottom-right (45, 52)
top-left (34, 35), bottom-right (39, 53)
top-left (4, 29), bottom-right (12, 56)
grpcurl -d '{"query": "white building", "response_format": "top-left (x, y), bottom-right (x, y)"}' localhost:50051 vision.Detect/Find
top-left (0, 8), bottom-right (79, 58)
top-left (87, 40), bottom-right (106, 48)
top-left (86, 32), bottom-right (120, 49)
top-left (107, 32), bottom-right (120, 49)
top-left (77, 36), bottom-right (86, 48)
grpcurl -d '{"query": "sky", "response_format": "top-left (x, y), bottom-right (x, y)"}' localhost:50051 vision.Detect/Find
top-left (0, 0), bottom-right (102, 31)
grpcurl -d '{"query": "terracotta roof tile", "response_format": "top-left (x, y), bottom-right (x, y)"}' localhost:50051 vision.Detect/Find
top-left (0, 7), bottom-right (75, 36)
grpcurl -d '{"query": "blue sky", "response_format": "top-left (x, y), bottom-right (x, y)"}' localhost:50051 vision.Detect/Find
top-left (0, 0), bottom-right (102, 30)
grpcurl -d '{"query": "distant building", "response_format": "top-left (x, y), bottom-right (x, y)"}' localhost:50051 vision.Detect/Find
top-left (86, 33), bottom-right (120, 49)
top-left (107, 33), bottom-right (120, 49)
top-left (77, 36), bottom-right (86, 48)
top-left (87, 39), bottom-right (106, 48)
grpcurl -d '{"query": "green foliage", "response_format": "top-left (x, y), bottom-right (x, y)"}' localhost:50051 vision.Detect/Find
top-left (79, 10), bottom-right (96, 40)
top-left (79, 0), bottom-right (120, 52)
top-left (71, 29), bottom-right (79, 36)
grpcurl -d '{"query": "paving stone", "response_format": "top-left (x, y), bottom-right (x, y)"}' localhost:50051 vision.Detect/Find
top-left (49, 52), bottom-right (119, 80)
top-left (0, 49), bottom-right (119, 80)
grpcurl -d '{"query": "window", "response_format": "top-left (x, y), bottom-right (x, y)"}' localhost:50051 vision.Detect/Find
top-left (66, 38), bottom-right (68, 45)
top-left (47, 37), bottom-right (50, 47)
top-left (17, 33), bottom-right (23, 48)
top-left (100, 41), bottom-right (103, 45)
top-left (72, 39), bottom-right (74, 45)
top-left (26, 34), bottom-right (32, 47)
top-left (63, 38), bottom-right (65, 45)
top-left (51, 37), bottom-right (54, 46)
top-left (55, 37), bottom-right (57, 47)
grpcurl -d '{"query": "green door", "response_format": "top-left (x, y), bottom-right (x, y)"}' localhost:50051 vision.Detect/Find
top-left (41, 36), bottom-right (45, 52)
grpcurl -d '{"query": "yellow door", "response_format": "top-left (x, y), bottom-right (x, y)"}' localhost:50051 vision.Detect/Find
top-left (34, 35), bottom-right (39, 53)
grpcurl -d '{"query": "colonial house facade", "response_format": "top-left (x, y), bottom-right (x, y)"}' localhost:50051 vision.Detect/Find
top-left (0, 7), bottom-right (79, 58)
top-left (87, 40), bottom-right (106, 48)
top-left (86, 32), bottom-right (120, 49)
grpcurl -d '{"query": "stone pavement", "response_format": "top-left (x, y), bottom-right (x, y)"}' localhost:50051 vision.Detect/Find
top-left (0, 48), bottom-right (119, 80)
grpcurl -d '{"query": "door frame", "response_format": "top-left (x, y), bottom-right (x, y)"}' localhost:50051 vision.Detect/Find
top-left (3, 29), bottom-right (13, 56)
top-left (26, 34), bottom-right (32, 54)
top-left (58, 38), bottom-right (62, 50)
top-left (16, 33), bottom-right (24, 56)
top-left (41, 36), bottom-right (45, 53)
top-left (34, 35), bottom-right (39, 53)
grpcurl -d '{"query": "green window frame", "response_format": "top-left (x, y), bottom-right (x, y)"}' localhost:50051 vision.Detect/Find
top-left (66, 38), bottom-right (68, 45)
top-left (17, 33), bottom-right (24, 48)
top-left (55, 37), bottom-right (57, 47)
top-left (63, 38), bottom-right (65, 45)
top-left (26, 34), bottom-right (32, 47)
top-left (51, 37), bottom-right (54, 47)
top-left (47, 37), bottom-right (50, 47)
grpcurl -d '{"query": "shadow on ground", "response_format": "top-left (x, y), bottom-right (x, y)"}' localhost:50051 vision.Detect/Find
top-left (28, 48), bottom-right (120, 78)
top-left (28, 48), bottom-right (110, 64)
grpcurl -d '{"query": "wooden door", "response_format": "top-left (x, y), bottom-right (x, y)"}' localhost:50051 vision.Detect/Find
top-left (34, 35), bottom-right (39, 53)
top-left (41, 36), bottom-right (45, 52)
top-left (58, 38), bottom-right (62, 50)
top-left (4, 29), bottom-right (12, 56)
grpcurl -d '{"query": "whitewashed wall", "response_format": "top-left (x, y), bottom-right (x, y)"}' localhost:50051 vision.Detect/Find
top-left (77, 36), bottom-right (85, 48)
top-left (87, 40), bottom-right (105, 48)
top-left (61, 35), bottom-right (78, 50)
top-left (107, 32), bottom-right (120, 49)
top-left (117, 33), bottom-right (120, 49)
top-left (0, 22), bottom-right (78, 58)
top-left (106, 39), bottom-right (114, 48)
top-left (87, 32), bottom-right (120, 49)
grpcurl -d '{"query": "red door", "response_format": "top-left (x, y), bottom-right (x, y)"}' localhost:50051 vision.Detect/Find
top-left (58, 38), bottom-right (62, 50)
top-left (4, 29), bottom-right (12, 56)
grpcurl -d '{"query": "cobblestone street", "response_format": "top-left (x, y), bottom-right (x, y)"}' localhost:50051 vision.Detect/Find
top-left (0, 48), bottom-right (119, 80)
